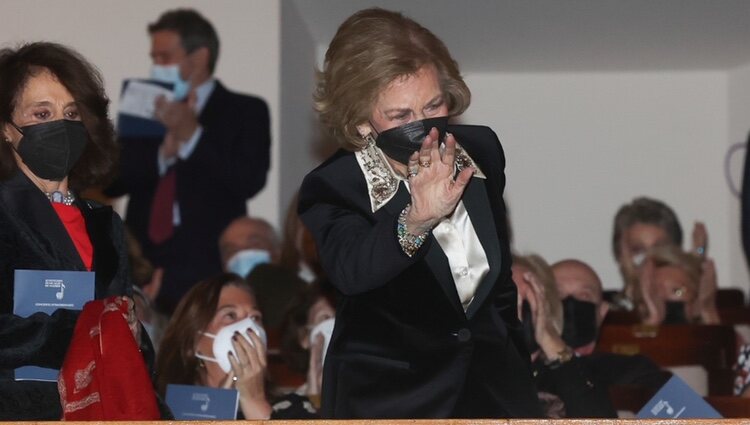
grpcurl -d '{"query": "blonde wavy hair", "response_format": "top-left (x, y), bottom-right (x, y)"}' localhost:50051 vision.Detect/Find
top-left (314, 8), bottom-right (471, 151)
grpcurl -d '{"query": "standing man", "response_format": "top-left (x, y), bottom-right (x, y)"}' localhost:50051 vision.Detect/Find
top-left (109, 9), bottom-right (270, 314)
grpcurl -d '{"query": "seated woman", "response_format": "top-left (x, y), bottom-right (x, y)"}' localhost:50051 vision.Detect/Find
top-left (279, 282), bottom-right (336, 409)
top-left (513, 254), bottom-right (617, 418)
top-left (638, 245), bottom-right (719, 325)
top-left (610, 197), bottom-right (715, 317)
top-left (156, 273), bottom-right (315, 419)
top-left (0, 42), bottom-right (140, 420)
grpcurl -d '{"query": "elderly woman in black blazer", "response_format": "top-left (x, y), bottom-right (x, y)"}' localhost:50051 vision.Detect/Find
top-left (298, 8), bottom-right (542, 419)
top-left (0, 42), bottom-right (138, 420)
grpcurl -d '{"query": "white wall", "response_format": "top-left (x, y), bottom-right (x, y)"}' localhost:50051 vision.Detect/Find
top-left (280, 1), bottom-right (325, 222)
top-left (1, 0), bottom-right (281, 226)
top-left (462, 72), bottom-right (737, 292)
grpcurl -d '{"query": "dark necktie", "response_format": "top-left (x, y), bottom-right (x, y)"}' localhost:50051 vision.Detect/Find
top-left (148, 167), bottom-right (176, 244)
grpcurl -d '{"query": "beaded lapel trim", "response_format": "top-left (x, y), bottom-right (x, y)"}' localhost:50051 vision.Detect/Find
top-left (355, 141), bottom-right (485, 213)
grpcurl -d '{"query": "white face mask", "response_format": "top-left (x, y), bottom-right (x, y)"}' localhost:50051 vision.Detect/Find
top-left (195, 317), bottom-right (268, 373)
top-left (150, 64), bottom-right (190, 101)
top-left (226, 249), bottom-right (271, 278)
top-left (309, 317), bottom-right (335, 365)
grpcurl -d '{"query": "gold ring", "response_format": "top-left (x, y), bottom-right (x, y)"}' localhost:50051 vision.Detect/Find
top-left (419, 160), bottom-right (431, 168)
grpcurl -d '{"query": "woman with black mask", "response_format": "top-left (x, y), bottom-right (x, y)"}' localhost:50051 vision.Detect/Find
top-left (298, 8), bottom-right (541, 419)
top-left (0, 42), bottom-right (141, 419)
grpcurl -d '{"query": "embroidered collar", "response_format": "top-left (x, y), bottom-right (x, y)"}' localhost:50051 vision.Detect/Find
top-left (355, 142), bottom-right (486, 213)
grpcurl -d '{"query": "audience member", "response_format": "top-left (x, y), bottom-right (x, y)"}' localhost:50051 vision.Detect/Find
top-left (220, 216), bottom-right (279, 278)
top-left (551, 259), bottom-right (608, 355)
top-left (512, 255), bottom-right (616, 418)
top-left (156, 273), bottom-right (315, 419)
top-left (279, 282), bottom-right (336, 408)
top-left (639, 245), bottom-right (719, 325)
top-left (611, 197), bottom-right (712, 313)
top-left (552, 259), bottom-right (669, 391)
top-left (107, 8), bottom-right (271, 314)
top-left (611, 197), bottom-right (683, 310)
top-left (0, 42), bottom-right (141, 419)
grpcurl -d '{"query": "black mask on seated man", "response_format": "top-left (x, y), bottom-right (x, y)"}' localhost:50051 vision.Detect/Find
top-left (560, 297), bottom-right (598, 349)
top-left (521, 301), bottom-right (539, 354)
top-left (663, 301), bottom-right (689, 324)
top-left (374, 116), bottom-right (448, 165)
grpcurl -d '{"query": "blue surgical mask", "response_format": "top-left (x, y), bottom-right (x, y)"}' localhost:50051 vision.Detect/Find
top-left (150, 64), bottom-right (190, 101)
top-left (226, 249), bottom-right (271, 278)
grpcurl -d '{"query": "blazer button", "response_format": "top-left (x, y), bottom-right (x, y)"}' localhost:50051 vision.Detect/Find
top-left (457, 328), bottom-right (471, 342)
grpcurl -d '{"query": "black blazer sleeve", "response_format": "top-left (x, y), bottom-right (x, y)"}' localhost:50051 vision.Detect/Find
top-left (298, 157), bottom-right (429, 296)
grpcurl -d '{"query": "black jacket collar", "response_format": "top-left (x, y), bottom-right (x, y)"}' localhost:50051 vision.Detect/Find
top-left (0, 171), bottom-right (118, 288)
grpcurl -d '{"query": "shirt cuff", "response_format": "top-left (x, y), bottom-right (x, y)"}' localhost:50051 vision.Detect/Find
top-left (177, 125), bottom-right (203, 160)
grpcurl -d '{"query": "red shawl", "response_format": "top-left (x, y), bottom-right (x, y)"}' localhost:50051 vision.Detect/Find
top-left (58, 296), bottom-right (160, 420)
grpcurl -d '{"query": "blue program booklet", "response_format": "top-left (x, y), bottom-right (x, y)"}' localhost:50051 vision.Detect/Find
top-left (166, 384), bottom-right (239, 420)
top-left (13, 269), bottom-right (95, 381)
top-left (117, 79), bottom-right (174, 139)
top-left (637, 375), bottom-right (722, 419)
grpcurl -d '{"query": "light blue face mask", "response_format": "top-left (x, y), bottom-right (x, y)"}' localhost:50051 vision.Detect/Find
top-left (150, 64), bottom-right (190, 101)
top-left (226, 249), bottom-right (271, 278)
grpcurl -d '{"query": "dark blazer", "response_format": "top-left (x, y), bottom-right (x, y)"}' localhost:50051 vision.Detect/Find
top-left (108, 80), bottom-right (270, 313)
top-left (299, 125), bottom-right (541, 419)
top-left (0, 171), bottom-right (131, 420)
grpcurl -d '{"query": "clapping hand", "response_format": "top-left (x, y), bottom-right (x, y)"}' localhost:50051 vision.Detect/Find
top-left (154, 91), bottom-right (199, 158)
top-left (522, 272), bottom-right (567, 360)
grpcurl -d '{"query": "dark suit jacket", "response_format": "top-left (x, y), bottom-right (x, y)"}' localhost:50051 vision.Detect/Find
top-left (108, 80), bottom-right (270, 313)
top-left (299, 125), bottom-right (541, 419)
top-left (0, 171), bottom-right (131, 420)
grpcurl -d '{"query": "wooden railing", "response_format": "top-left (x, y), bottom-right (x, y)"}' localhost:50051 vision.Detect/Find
top-left (14, 420), bottom-right (750, 425)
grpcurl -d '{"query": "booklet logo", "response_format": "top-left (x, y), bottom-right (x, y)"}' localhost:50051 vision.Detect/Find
top-left (45, 279), bottom-right (65, 300)
top-left (192, 393), bottom-right (211, 412)
top-left (36, 278), bottom-right (72, 307)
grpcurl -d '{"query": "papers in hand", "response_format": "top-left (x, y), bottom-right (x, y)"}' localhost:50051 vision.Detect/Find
top-left (119, 79), bottom-right (175, 120)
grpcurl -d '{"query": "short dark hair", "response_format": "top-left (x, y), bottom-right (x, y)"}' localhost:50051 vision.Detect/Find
top-left (612, 197), bottom-right (683, 259)
top-left (148, 9), bottom-right (220, 74)
top-left (0, 42), bottom-right (117, 190)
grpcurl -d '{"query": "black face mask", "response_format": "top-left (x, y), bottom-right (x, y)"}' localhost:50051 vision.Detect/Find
top-left (663, 301), bottom-right (688, 324)
top-left (521, 301), bottom-right (539, 353)
top-left (561, 297), bottom-right (598, 349)
top-left (373, 116), bottom-right (449, 165)
top-left (11, 120), bottom-right (88, 181)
